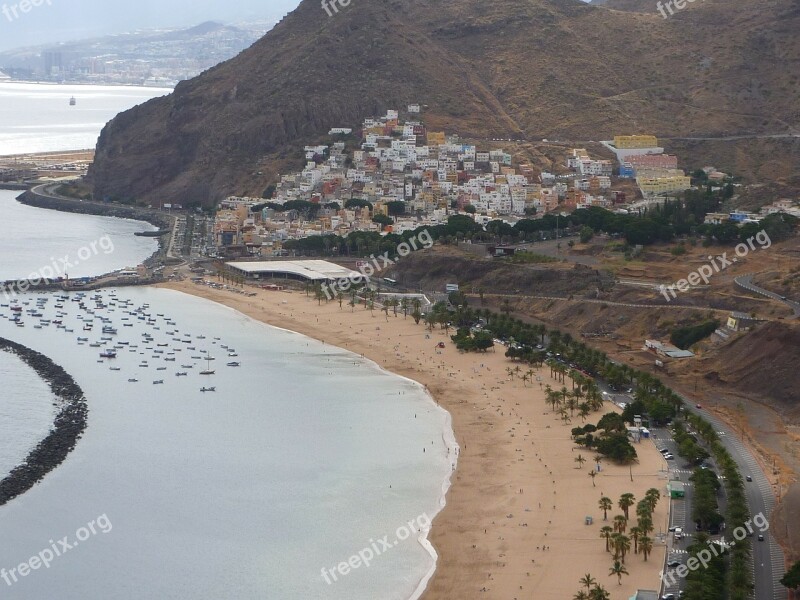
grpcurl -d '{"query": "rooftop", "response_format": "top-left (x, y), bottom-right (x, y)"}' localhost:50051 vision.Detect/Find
top-left (226, 260), bottom-right (362, 282)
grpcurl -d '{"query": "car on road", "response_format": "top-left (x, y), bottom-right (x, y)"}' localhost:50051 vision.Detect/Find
top-left (664, 454), bottom-right (675, 460)
top-left (667, 560), bottom-right (682, 569)
top-left (746, 475), bottom-right (753, 482)
top-left (695, 403), bottom-right (702, 409)
top-left (661, 594), bottom-right (676, 600)
top-left (758, 534), bottom-right (765, 541)
top-left (668, 525), bottom-right (680, 532)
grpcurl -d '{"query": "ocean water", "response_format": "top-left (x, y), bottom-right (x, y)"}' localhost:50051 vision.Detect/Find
top-left (0, 351), bottom-right (58, 478)
top-left (0, 288), bottom-right (454, 599)
top-left (0, 82), bottom-right (455, 599)
top-left (0, 189), bottom-right (158, 282)
top-left (0, 82), bottom-right (170, 155)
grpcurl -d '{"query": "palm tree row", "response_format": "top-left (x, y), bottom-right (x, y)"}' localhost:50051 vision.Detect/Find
top-left (598, 489), bottom-right (661, 570)
top-left (573, 573), bottom-right (612, 599)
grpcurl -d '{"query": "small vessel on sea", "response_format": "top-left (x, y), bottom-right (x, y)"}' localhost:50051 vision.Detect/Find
top-left (153, 380), bottom-right (164, 385)
top-left (200, 357), bottom-right (215, 375)
top-left (69, 96), bottom-right (76, 106)
top-left (200, 387), bottom-right (216, 392)
top-left (100, 349), bottom-right (117, 358)
top-left (226, 361), bottom-right (240, 367)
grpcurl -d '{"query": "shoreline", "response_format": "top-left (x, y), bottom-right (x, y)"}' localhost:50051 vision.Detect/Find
top-left (12, 187), bottom-right (174, 271)
top-left (160, 279), bottom-right (671, 599)
top-left (181, 289), bottom-right (458, 600)
top-left (0, 337), bottom-right (88, 506)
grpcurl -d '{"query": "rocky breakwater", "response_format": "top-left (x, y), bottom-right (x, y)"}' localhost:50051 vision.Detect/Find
top-left (0, 338), bottom-right (88, 506)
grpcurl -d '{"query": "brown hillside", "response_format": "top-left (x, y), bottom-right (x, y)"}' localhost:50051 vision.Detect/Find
top-left (89, 0), bottom-right (800, 206)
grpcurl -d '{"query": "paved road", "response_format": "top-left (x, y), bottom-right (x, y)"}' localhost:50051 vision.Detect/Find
top-left (593, 372), bottom-right (785, 599)
top-left (476, 292), bottom-right (727, 314)
top-left (652, 403), bottom-right (786, 599)
top-left (735, 274), bottom-right (800, 317)
top-left (683, 406), bottom-right (786, 600)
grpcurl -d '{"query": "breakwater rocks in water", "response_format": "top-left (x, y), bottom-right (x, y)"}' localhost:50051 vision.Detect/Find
top-left (0, 338), bottom-right (88, 506)
top-left (17, 190), bottom-right (172, 231)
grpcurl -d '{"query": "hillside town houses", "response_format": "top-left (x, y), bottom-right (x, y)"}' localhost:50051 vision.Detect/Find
top-left (211, 108), bottom-right (727, 255)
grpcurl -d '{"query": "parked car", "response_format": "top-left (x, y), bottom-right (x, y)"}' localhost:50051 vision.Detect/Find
top-left (758, 534), bottom-right (765, 541)
top-left (746, 475), bottom-right (753, 482)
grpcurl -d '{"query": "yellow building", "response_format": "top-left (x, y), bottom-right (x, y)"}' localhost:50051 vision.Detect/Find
top-left (636, 175), bottom-right (692, 195)
top-left (614, 135), bottom-right (659, 149)
top-left (427, 131), bottom-right (446, 146)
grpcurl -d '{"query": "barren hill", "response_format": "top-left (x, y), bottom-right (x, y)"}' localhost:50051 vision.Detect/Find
top-left (89, 0), bottom-right (800, 206)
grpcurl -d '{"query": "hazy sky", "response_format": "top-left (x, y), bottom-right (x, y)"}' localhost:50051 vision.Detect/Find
top-left (0, 0), bottom-right (302, 52)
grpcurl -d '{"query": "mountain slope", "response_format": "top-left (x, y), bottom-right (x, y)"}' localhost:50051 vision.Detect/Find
top-left (89, 0), bottom-right (800, 206)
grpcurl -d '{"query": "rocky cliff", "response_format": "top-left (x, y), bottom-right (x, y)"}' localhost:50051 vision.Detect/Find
top-left (89, 0), bottom-right (800, 206)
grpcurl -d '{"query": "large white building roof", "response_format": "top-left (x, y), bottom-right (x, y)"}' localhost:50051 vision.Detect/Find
top-left (226, 260), bottom-right (362, 282)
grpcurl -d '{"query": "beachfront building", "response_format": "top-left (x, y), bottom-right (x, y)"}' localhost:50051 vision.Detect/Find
top-left (225, 260), bottom-right (361, 285)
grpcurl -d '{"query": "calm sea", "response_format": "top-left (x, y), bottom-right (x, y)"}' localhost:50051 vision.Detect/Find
top-left (0, 82), bottom-right (169, 155)
top-left (0, 90), bottom-right (455, 599)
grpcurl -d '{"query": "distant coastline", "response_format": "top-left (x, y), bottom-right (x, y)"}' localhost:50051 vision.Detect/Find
top-left (0, 338), bottom-right (88, 506)
top-left (0, 80), bottom-right (174, 90)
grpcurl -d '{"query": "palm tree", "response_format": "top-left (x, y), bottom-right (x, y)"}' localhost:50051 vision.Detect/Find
top-left (617, 535), bottom-right (631, 563)
top-left (629, 526), bottom-right (642, 554)
top-left (608, 560), bottom-right (629, 585)
top-left (644, 488), bottom-right (661, 513)
top-left (599, 497), bottom-right (613, 521)
top-left (613, 514), bottom-right (627, 534)
top-left (639, 534), bottom-right (653, 561)
top-left (599, 526), bottom-right (613, 552)
top-left (588, 470), bottom-right (597, 487)
top-left (573, 592), bottom-right (589, 600)
top-left (575, 454), bottom-right (586, 469)
top-left (637, 515), bottom-right (654, 536)
top-left (579, 573), bottom-right (597, 593)
top-left (589, 585), bottom-right (611, 600)
top-left (618, 493), bottom-right (636, 521)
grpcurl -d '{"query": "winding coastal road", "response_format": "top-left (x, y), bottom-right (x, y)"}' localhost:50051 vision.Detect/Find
top-left (680, 404), bottom-right (787, 600)
top-left (735, 274), bottom-right (800, 317)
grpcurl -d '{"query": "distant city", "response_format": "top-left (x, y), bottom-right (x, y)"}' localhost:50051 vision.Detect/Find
top-left (0, 21), bottom-right (273, 87)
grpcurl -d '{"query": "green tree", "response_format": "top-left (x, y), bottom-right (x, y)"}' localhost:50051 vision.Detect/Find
top-left (781, 560), bottom-right (800, 590)
top-left (579, 573), bottom-right (597, 593)
top-left (600, 526), bottom-right (613, 552)
top-left (608, 560), bottom-right (629, 585)
top-left (599, 497), bottom-right (613, 521)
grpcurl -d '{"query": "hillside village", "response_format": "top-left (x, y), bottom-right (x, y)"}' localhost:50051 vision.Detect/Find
top-left (212, 107), bottom-right (798, 256)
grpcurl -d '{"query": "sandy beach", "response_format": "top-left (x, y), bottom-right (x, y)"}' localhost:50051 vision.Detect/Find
top-left (160, 280), bottom-right (670, 598)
